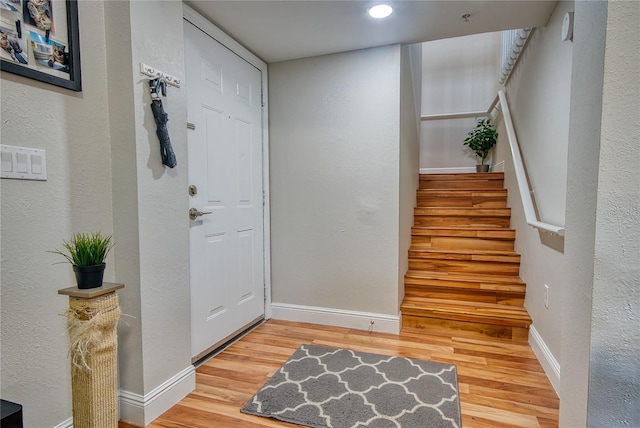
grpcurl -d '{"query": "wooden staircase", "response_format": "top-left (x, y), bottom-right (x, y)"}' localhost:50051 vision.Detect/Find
top-left (401, 172), bottom-right (532, 341)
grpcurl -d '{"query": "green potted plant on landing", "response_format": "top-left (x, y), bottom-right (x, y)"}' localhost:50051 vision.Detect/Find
top-left (464, 118), bottom-right (498, 172)
top-left (51, 232), bottom-right (114, 289)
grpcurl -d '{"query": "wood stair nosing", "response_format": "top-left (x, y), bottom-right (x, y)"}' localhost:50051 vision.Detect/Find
top-left (414, 218), bottom-right (512, 228)
top-left (404, 270), bottom-right (525, 286)
top-left (414, 207), bottom-right (511, 216)
top-left (417, 189), bottom-right (508, 196)
top-left (416, 188), bottom-right (508, 195)
top-left (408, 247), bottom-right (521, 257)
top-left (419, 173), bottom-right (505, 190)
top-left (411, 240), bottom-right (515, 252)
top-left (411, 227), bottom-right (516, 239)
top-left (404, 275), bottom-right (526, 294)
top-left (417, 199), bottom-right (507, 209)
top-left (408, 259), bottom-right (521, 276)
top-left (408, 252), bottom-right (521, 265)
top-left (403, 288), bottom-right (525, 307)
top-left (417, 189), bottom-right (508, 208)
top-left (400, 297), bottom-right (532, 328)
top-left (419, 181), bottom-right (505, 190)
top-left (404, 273), bottom-right (527, 306)
top-left (419, 172), bottom-right (504, 180)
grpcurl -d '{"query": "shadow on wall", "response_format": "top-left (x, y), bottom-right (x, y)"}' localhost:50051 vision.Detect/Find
top-left (540, 232), bottom-right (564, 253)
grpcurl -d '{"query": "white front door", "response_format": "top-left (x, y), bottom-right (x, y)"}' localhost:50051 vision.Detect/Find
top-left (185, 21), bottom-right (265, 361)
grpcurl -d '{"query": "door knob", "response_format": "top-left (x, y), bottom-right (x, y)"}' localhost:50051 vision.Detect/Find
top-left (189, 208), bottom-right (212, 220)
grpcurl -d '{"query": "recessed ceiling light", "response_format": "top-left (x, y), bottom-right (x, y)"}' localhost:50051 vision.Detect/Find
top-left (368, 4), bottom-right (393, 19)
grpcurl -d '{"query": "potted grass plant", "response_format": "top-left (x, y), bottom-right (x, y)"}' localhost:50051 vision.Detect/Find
top-left (51, 232), bottom-right (114, 289)
top-left (463, 118), bottom-right (498, 172)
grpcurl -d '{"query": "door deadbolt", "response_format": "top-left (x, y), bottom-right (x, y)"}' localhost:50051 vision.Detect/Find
top-left (188, 185), bottom-right (198, 196)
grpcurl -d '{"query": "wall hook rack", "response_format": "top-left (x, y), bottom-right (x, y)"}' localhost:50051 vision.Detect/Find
top-left (140, 63), bottom-right (181, 88)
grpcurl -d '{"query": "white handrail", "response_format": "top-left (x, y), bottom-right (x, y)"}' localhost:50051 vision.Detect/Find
top-left (420, 89), bottom-right (565, 236)
top-left (421, 111), bottom-right (490, 121)
top-left (495, 90), bottom-right (565, 236)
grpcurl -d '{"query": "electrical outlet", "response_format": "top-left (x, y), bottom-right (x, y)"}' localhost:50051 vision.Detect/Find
top-left (544, 284), bottom-right (549, 309)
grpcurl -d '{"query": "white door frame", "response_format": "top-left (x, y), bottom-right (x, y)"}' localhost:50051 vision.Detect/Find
top-left (183, 4), bottom-right (272, 320)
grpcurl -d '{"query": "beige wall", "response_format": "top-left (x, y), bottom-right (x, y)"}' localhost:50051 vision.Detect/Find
top-left (493, 1), bottom-right (574, 392)
top-left (1, 1), bottom-right (192, 426)
top-left (504, 1), bottom-right (573, 227)
top-left (127, 1), bottom-right (191, 398)
top-left (561, 1), bottom-right (640, 425)
top-left (560, 1), bottom-right (606, 424)
top-left (398, 44), bottom-right (421, 306)
top-left (0, 3), bottom-right (113, 426)
top-left (587, 1), bottom-right (639, 425)
top-left (420, 33), bottom-right (501, 169)
top-left (269, 46), bottom-right (405, 317)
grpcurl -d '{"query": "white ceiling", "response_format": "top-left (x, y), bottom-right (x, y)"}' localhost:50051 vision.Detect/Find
top-left (185, 1), bottom-right (558, 63)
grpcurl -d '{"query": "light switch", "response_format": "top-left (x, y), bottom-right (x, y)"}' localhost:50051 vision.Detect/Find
top-left (1, 151), bottom-right (13, 172)
top-left (16, 153), bottom-right (28, 173)
top-left (31, 154), bottom-right (42, 174)
top-left (0, 145), bottom-right (47, 180)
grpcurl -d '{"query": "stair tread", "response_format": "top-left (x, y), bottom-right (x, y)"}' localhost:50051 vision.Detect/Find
top-left (401, 297), bottom-right (531, 320)
top-left (405, 270), bottom-right (525, 284)
top-left (417, 189), bottom-right (508, 194)
top-left (411, 227), bottom-right (516, 238)
top-left (404, 283), bottom-right (525, 295)
top-left (409, 247), bottom-right (519, 256)
top-left (415, 207), bottom-right (511, 215)
top-left (420, 173), bottom-right (504, 180)
top-left (404, 277), bottom-right (526, 294)
top-left (413, 226), bottom-right (514, 230)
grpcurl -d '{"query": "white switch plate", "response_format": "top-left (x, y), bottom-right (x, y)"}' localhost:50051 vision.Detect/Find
top-left (0, 145), bottom-right (47, 181)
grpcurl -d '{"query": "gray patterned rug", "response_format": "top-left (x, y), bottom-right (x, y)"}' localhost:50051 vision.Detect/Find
top-left (241, 344), bottom-right (461, 428)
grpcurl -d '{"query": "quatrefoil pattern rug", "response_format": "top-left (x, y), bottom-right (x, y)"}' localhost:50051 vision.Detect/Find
top-left (241, 344), bottom-right (461, 428)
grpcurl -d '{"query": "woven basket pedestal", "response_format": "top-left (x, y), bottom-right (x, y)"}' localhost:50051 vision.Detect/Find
top-left (59, 283), bottom-right (123, 428)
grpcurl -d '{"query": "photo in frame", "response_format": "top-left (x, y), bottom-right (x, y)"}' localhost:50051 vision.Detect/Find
top-left (0, 0), bottom-right (80, 91)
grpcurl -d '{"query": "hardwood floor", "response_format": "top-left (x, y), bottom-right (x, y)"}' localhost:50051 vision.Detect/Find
top-left (119, 319), bottom-right (558, 428)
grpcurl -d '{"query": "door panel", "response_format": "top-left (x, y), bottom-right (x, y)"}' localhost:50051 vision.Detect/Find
top-left (185, 21), bottom-right (264, 361)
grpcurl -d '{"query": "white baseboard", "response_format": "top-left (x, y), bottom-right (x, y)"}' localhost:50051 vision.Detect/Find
top-left (53, 417), bottom-right (73, 428)
top-left (271, 302), bottom-right (400, 334)
top-left (529, 325), bottom-right (561, 394)
top-left (119, 365), bottom-right (195, 426)
top-left (420, 167), bottom-right (476, 174)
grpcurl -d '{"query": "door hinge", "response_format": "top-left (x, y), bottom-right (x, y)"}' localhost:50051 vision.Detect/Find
top-left (261, 92), bottom-right (264, 108)
top-left (262, 190), bottom-right (266, 206)
top-left (187, 122), bottom-right (196, 130)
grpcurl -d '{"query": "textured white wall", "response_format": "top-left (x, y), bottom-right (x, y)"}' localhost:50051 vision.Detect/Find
top-left (398, 44), bottom-right (421, 306)
top-left (269, 46), bottom-right (402, 315)
top-left (560, 1), bottom-right (607, 424)
top-left (1, 2), bottom-right (192, 425)
top-left (104, 0), bottom-right (192, 401)
top-left (0, 2), bottom-right (114, 426)
top-left (104, 0), bottom-right (145, 396)
top-left (420, 33), bottom-right (501, 169)
top-left (587, 1), bottom-right (639, 425)
top-left (492, 1), bottom-right (574, 390)
top-left (505, 1), bottom-right (573, 227)
top-left (127, 0), bottom-right (191, 396)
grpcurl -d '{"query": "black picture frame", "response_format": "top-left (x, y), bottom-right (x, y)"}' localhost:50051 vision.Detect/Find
top-left (0, 0), bottom-right (81, 91)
